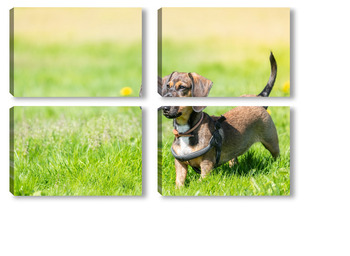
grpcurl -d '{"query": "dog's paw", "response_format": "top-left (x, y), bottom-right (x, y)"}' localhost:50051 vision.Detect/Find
top-left (228, 157), bottom-right (239, 168)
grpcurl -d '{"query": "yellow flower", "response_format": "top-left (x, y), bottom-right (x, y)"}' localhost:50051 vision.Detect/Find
top-left (282, 80), bottom-right (290, 93)
top-left (120, 87), bottom-right (133, 96)
top-left (266, 109), bottom-right (271, 115)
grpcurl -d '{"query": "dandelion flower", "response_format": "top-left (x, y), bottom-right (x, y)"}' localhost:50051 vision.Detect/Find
top-left (267, 109), bottom-right (271, 115)
top-left (282, 81), bottom-right (290, 93)
top-left (120, 87), bottom-right (133, 96)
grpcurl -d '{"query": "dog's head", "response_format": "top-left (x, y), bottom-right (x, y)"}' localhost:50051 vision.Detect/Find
top-left (159, 72), bottom-right (213, 98)
top-left (162, 106), bottom-right (207, 120)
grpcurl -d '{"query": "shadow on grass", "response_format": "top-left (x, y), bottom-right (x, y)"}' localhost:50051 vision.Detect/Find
top-left (208, 150), bottom-right (276, 177)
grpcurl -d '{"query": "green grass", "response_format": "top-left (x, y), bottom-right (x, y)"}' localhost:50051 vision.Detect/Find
top-left (11, 107), bottom-right (142, 196)
top-left (159, 107), bottom-right (290, 196)
top-left (13, 38), bottom-right (142, 97)
top-left (161, 39), bottom-right (290, 97)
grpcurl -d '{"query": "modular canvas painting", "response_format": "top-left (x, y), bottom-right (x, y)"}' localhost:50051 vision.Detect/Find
top-left (158, 8), bottom-right (290, 97)
top-left (158, 106), bottom-right (290, 196)
top-left (10, 107), bottom-right (142, 196)
top-left (10, 8), bottom-right (142, 97)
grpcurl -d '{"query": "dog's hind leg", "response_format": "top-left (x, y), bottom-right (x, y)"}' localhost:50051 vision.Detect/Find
top-left (228, 157), bottom-right (239, 168)
top-left (261, 134), bottom-right (280, 159)
top-left (261, 118), bottom-right (280, 159)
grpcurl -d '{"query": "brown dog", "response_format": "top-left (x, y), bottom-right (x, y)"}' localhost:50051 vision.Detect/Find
top-left (162, 53), bottom-right (279, 187)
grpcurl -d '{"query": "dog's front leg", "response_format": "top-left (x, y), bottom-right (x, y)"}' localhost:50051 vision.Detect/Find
top-left (200, 160), bottom-right (214, 179)
top-left (175, 159), bottom-right (188, 187)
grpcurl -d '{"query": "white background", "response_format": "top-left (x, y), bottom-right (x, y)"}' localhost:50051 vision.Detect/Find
top-left (1, 1), bottom-right (349, 256)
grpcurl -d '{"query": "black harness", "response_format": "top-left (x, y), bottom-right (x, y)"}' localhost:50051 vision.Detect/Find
top-left (171, 115), bottom-right (226, 174)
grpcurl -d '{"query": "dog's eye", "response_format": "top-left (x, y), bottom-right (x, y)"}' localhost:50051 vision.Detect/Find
top-left (167, 84), bottom-right (170, 89)
top-left (179, 86), bottom-right (187, 90)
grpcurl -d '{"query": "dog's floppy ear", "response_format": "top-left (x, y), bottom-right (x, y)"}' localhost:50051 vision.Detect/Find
top-left (161, 72), bottom-right (177, 96)
top-left (192, 106), bottom-right (207, 112)
top-left (188, 72), bottom-right (213, 97)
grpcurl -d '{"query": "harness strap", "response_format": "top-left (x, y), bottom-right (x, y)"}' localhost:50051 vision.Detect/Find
top-left (172, 112), bottom-right (204, 138)
top-left (171, 135), bottom-right (216, 162)
top-left (213, 115), bottom-right (226, 165)
top-left (171, 115), bottom-right (226, 174)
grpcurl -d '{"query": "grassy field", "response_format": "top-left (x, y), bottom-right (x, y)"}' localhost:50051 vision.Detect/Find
top-left (161, 42), bottom-right (289, 97)
top-left (159, 107), bottom-right (290, 196)
top-left (11, 8), bottom-right (142, 97)
top-left (10, 107), bottom-right (142, 196)
top-left (13, 39), bottom-right (142, 97)
top-left (160, 8), bottom-right (290, 97)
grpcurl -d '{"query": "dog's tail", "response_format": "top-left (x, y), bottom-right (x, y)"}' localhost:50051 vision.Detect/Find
top-left (258, 52), bottom-right (277, 101)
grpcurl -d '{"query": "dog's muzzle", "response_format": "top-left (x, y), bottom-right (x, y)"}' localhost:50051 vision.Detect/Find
top-left (164, 92), bottom-right (173, 97)
top-left (162, 106), bottom-right (182, 119)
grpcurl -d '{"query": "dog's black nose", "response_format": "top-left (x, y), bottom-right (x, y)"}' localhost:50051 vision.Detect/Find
top-left (162, 106), bottom-right (170, 112)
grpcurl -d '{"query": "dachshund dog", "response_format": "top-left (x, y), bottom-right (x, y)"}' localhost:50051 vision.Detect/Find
top-left (162, 53), bottom-right (279, 187)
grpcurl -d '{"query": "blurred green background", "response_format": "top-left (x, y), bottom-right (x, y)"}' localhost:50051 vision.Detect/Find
top-left (12, 8), bottom-right (142, 97)
top-left (160, 8), bottom-right (290, 97)
top-left (11, 107), bottom-right (142, 196)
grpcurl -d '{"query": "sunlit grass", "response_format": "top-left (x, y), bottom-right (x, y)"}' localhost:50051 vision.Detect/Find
top-left (13, 38), bottom-right (142, 97)
top-left (12, 107), bottom-right (142, 196)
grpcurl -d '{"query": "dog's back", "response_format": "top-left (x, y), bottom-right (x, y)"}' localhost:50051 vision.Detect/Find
top-left (219, 106), bottom-right (279, 163)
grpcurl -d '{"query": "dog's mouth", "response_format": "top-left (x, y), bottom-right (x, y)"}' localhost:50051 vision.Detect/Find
top-left (162, 107), bottom-right (182, 119)
top-left (163, 111), bottom-right (182, 119)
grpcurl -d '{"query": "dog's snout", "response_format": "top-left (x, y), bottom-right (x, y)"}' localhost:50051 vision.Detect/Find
top-left (162, 106), bottom-right (170, 112)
